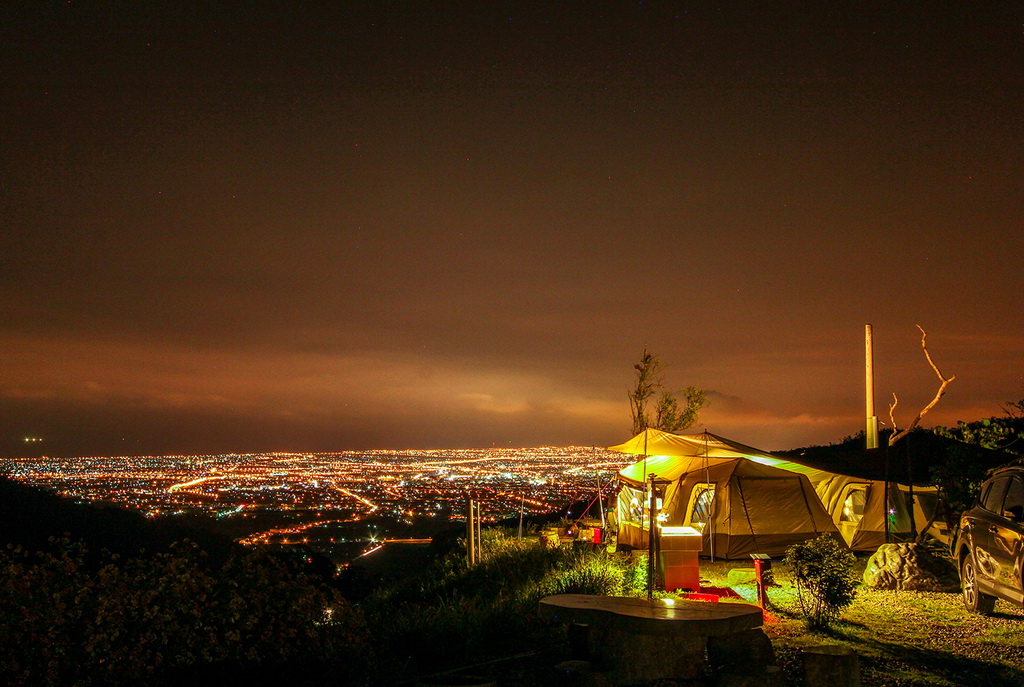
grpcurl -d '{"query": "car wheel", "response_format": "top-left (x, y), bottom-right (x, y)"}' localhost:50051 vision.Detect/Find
top-left (962, 553), bottom-right (996, 615)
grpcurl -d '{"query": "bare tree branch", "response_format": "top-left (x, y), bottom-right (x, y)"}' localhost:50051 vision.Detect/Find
top-left (889, 325), bottom-right (956, 446)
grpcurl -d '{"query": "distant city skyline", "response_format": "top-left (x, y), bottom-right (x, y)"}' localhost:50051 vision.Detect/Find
top-left (3, 3), bottom-right (1022, 457)
top-left (0, 447), bottom-right (627, 559)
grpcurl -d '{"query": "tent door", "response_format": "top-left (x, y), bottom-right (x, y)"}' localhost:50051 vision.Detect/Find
top-left (684, 482), bottom-right (715, 533)
top-left (837, 483), bottom-right (869, 546)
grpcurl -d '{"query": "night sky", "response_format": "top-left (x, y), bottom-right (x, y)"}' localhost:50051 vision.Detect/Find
top-left (3, 2), bottom-right (1023, 457)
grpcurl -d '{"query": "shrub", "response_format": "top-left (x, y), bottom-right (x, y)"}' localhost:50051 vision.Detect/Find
top-left (0, 538), bottom-right (369, 686)
top-left (784, 534), bottom-right (857, 630)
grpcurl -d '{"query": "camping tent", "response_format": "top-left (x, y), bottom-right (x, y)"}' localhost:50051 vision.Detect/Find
top-left (609, 429), bottom-right (842, 559)
top-left (618, 431), bottom-right (956, 551)
top-left (762, 431), bottom-right (1015, 550)
top-left (734, 451), bottom-right (948, 550)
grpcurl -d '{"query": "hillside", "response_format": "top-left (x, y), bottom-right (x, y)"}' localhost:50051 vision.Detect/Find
top-left (0, 475), bottom-right (240, 564)
top-left (778, 428), bottom-right (1015, 484)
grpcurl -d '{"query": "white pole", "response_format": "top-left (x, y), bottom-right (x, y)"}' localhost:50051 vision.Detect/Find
top-left (866, 324), bottom-right (879, 449)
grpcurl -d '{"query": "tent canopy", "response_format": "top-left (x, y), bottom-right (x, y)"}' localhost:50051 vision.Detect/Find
top-left (610, 429), bottom-right (785, 486)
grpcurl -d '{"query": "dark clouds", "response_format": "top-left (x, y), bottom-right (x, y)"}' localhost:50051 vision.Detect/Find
top-left (2, 2), bottom-right (1023, 456)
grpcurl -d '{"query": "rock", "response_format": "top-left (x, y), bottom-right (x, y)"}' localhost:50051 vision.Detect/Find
top-left (862, 543), bottom-right (959, 592)
top-left (727, 567), bottom-right (757, 585)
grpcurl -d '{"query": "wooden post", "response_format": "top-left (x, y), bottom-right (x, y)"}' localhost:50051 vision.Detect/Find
top-left (803, 645), bottom-right (860, 687)
top-left (467, 498), bottom-right (476, 565)
top-left (517, 493), bottom-right (525, 539)
top-left (475, 500), bottom-right (483, 560)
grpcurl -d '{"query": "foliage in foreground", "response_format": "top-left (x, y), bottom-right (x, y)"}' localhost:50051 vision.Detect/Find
top-left (362, 528), bottom-right (645, 680)
top-left (0, 539), bottom-right (368, 686)
top-left (784, 534), bottom-right (857, 630)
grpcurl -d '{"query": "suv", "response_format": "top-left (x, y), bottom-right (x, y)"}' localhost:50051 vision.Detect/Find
top-left (954, 466), bottom-right (1024, 614)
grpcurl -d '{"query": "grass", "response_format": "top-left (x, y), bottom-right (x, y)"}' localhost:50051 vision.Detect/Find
top-left (697, 557), bottom-right (1024, 686)
top-left (359, 528), bottom-right (647, 684)
top-left (358, 532), bottom-right (1024, 685)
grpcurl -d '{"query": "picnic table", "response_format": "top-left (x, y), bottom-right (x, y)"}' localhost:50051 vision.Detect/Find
top-left (538, 594), bottom-right (766, 683)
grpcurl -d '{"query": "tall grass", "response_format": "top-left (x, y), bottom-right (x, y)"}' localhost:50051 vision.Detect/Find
top-left (361, 528), bottom-right (645, 681)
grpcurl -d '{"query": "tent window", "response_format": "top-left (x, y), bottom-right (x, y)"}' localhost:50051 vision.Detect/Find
top-left (686, 483), bottom-right (715, 531)
top-left (621, 486), bottom-right (645, 522)
top-left (840, 488), bottom-right (867, 524)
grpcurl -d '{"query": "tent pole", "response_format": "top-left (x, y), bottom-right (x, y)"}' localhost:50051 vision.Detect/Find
top-left (906, 435), bottom-right (916, 539)
top-left (642, 430), bottom-right (648, 549)
top-left (647, 473), bottom-right (658, 598)
top-left (704, 430), bottom-right (714, 561)
top-left (883, 441), bottom-right (891, 543)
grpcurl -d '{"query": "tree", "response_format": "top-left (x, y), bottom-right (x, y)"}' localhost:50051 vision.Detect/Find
top-left (936, 417), bottom-right (1023, 455)
top-left (628, 348), bottom-right (707, 435)
top-left (887, 325), bottom-right (956, 446)
top-left (1005, 397), bottom-right (1024, 418)
top-left (927, 395), bottom-right (1024, 531)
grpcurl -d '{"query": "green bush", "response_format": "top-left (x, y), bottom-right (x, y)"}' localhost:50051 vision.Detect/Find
top-left (784, 534), bottom-right (857, 630)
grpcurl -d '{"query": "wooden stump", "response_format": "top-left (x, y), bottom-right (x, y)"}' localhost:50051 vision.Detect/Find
top-left (802, 645), bottom-right (860, 687)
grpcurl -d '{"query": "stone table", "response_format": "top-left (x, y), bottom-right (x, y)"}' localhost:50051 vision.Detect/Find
top-left (538, 594), bottom-right (766, 684)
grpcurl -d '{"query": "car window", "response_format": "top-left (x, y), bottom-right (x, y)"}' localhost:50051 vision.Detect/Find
top-left (1004, 477), bottom-right (1024, 516)
top-left (982, 476), bottom-right (1010, 512)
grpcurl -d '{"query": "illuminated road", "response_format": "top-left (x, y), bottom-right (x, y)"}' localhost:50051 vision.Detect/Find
top-left (238, 517), bottom-right (363, 546)
top-left (330, 482), bottom-right (378, 512)
top-left (168, 475), bottom-right (223, 492)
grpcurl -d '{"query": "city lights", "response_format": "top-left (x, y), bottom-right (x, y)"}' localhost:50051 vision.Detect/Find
top-left (0, 447), bottom-right (631, 558)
